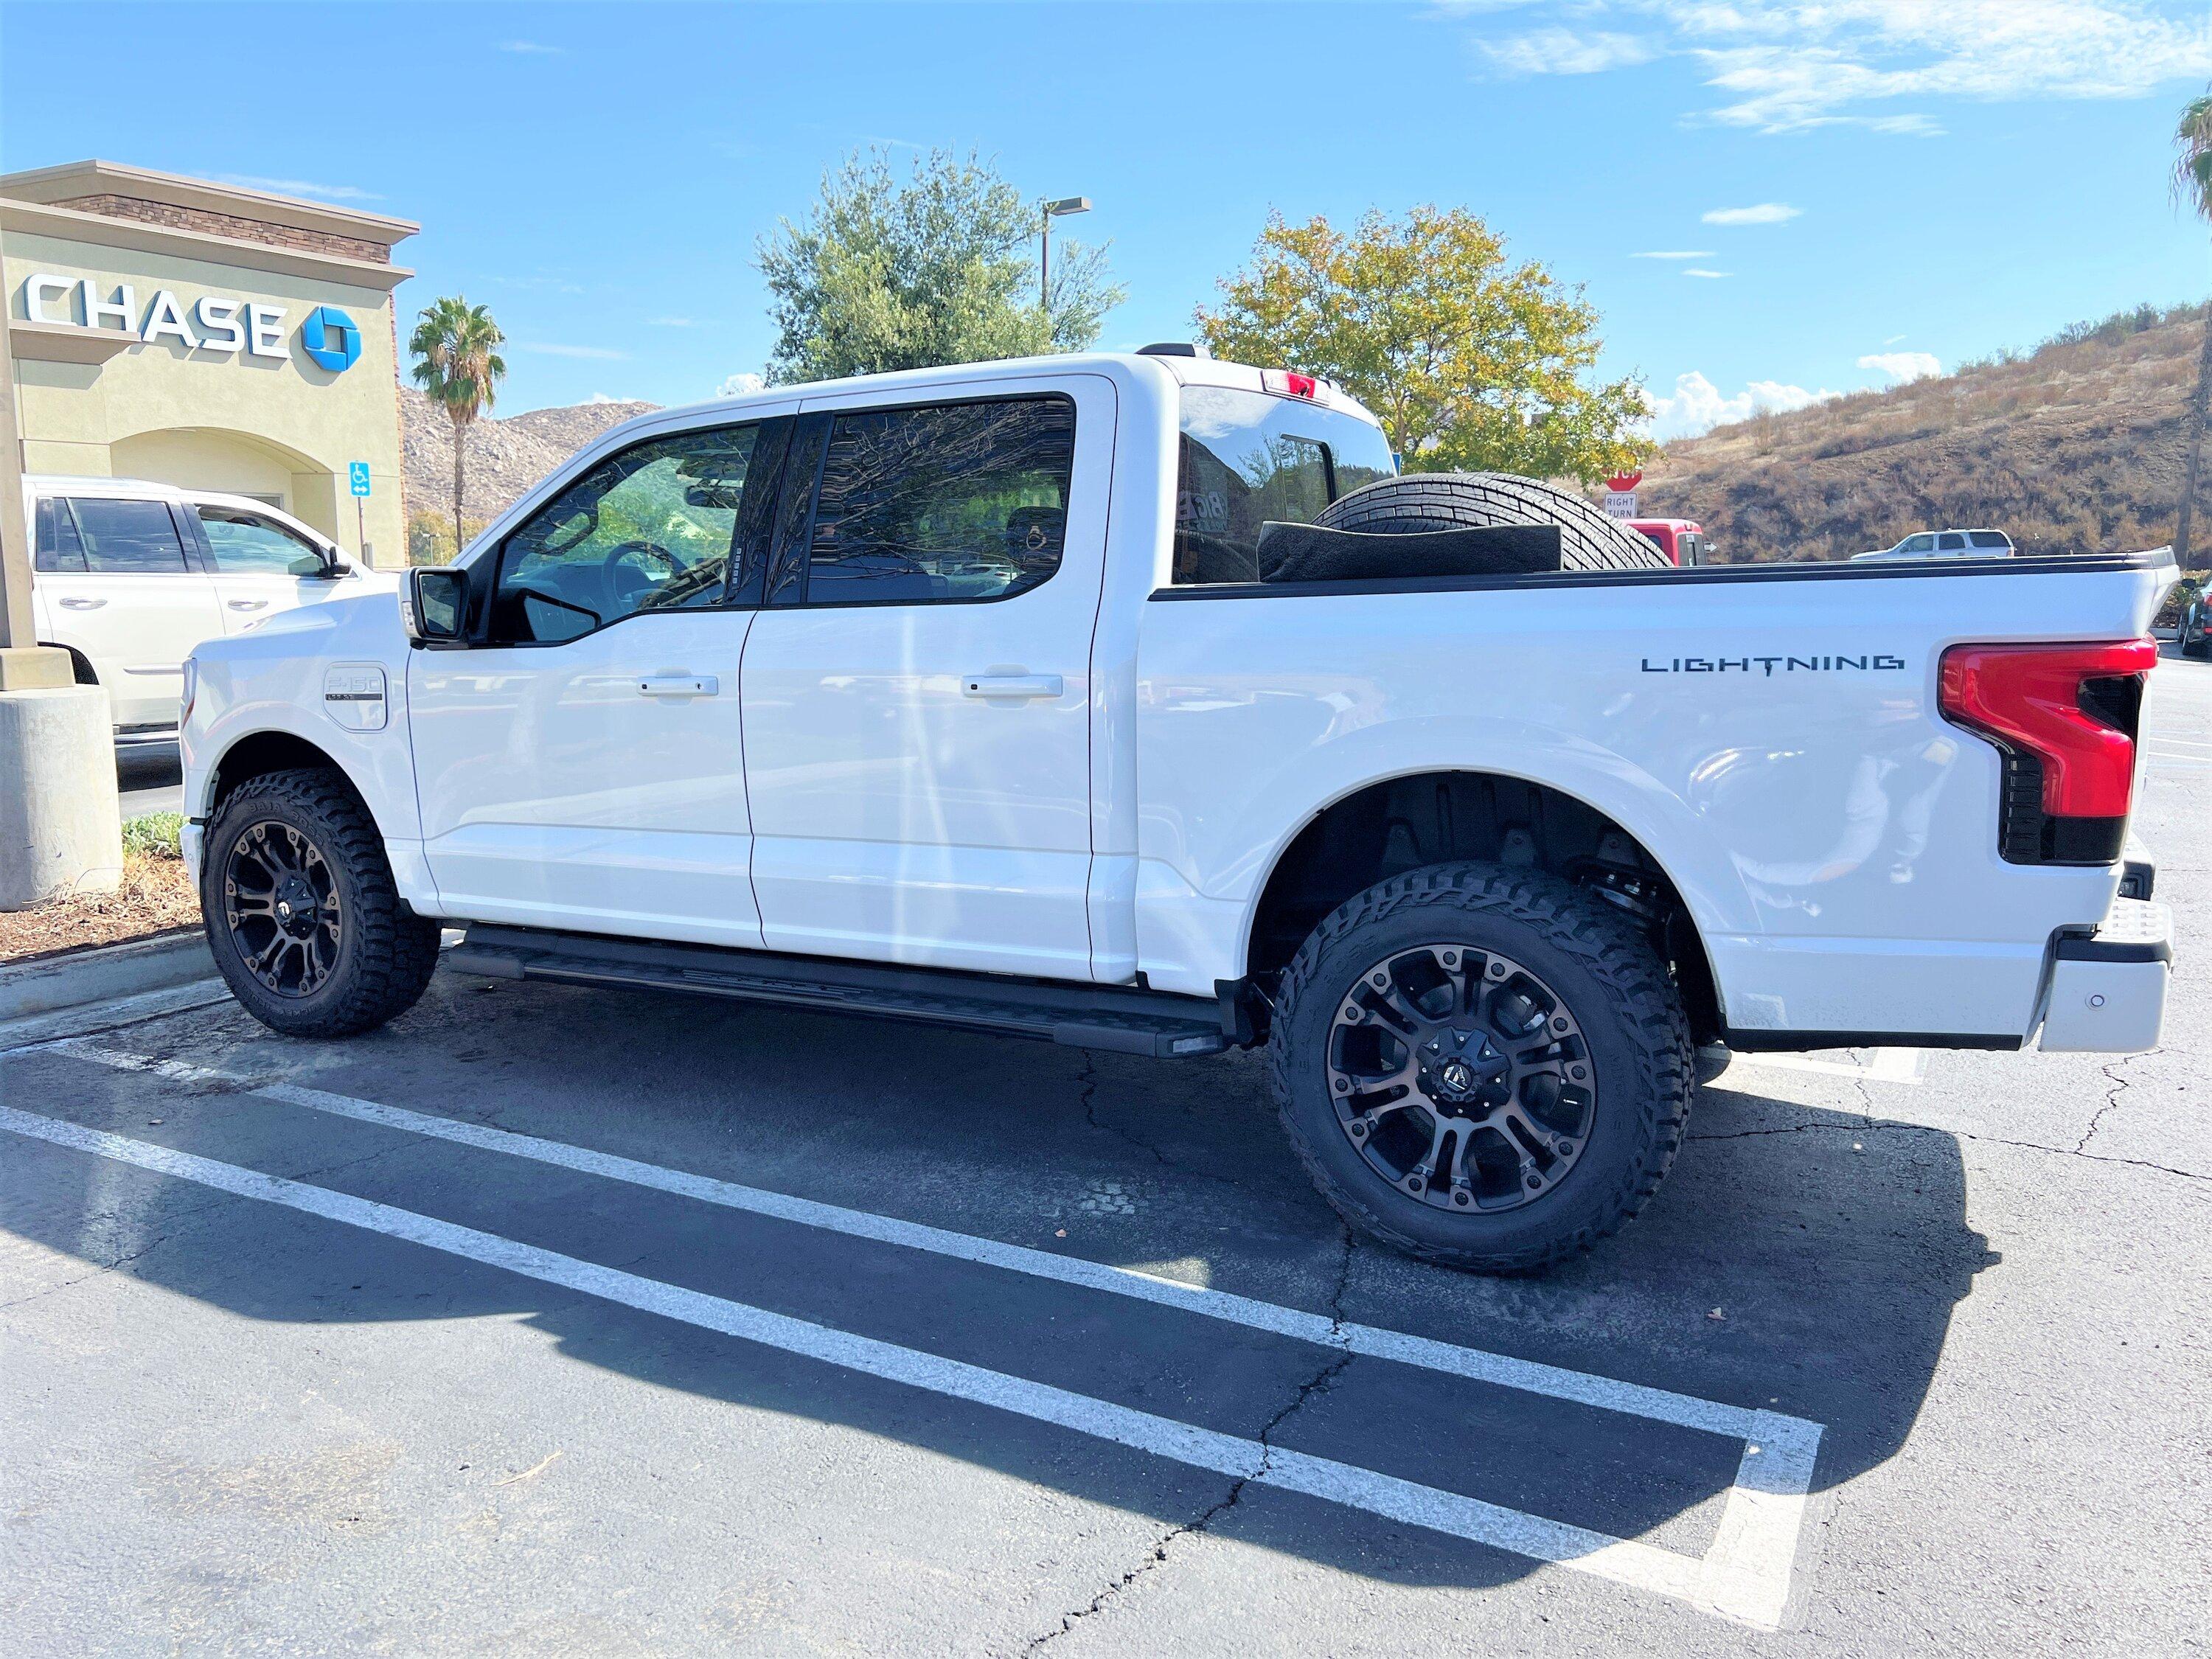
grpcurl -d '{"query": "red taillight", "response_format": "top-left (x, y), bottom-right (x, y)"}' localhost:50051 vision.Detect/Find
top-left (1262, 369), bottom-right (1320, 399)
top-left (1939, 639), bottom-right (2155, 819)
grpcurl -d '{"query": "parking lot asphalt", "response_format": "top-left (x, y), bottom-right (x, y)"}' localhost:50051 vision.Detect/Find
top-left (3, 653), bottom-right (2205, 1657)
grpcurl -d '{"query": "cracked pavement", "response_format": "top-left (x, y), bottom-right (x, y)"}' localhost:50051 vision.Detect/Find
top-left (0, 650), bottom-right (2204, 1655)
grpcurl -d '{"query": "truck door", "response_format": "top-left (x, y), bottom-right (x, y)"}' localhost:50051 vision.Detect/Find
top-left (739, 376), bottom-right (1113, 981)
top-left (408, 414), bottom-right (791, 944)
top-left (35, 495), bottom-right (224, 731)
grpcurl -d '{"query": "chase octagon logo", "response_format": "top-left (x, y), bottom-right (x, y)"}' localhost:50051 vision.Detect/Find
top-left (300, 305), bottom-right (362, 373)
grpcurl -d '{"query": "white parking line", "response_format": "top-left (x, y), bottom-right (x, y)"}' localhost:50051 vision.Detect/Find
top-left (20, 1047), bottom-right (1828, 1627)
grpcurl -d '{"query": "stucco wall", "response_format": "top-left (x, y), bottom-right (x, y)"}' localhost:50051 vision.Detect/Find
top-left (4, 230), bottom-right (406, 565)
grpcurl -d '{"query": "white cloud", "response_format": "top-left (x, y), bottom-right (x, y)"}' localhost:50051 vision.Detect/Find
top-left (1858, 349), bottom-right (1943, 382)
top-left (1641, 371), bottom-right (1839, 441)
top-left (1703, 202), bottom-right (1801, 225)
top-left (517, 342), bottom-right (627, 361)
top-left (648, 316), bottom-right (698, 328)
top-left (584, 393), bottom-right (625, 404)
top-left (1478, 27), bottom-right (1659, 75)
top-left (1462, 1), bottom-right (2212, 132)
top-left (719, 372), bottom-right (767, 398)
top-left (1681, 268), bottom-right (1733, 278)
top-left (215, 173), bottom-right (380, 202)
top-left (501, 40), bottom-right (563, 55)
top-left (1630, 249), bottom-right (1716, 260)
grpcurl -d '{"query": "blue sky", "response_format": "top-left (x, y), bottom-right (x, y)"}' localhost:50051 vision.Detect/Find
top-left (5, 1), bottom-right (2210, 437)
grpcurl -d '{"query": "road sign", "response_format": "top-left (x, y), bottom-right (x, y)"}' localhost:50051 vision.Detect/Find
top-left (1603, 490), bottom-right (1638, 519)
top-left (348, 462), bottom-right (371, 498)
top-left (1607, 469), bottom-right (1644, 494)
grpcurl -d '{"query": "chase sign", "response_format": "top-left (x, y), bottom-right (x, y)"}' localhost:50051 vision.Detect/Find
top-left (18, 274), bottom-right (362, 375)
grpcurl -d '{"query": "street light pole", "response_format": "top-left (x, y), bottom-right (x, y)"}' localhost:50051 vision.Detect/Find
top-left (1039, 196), bottom-right (1091, 332)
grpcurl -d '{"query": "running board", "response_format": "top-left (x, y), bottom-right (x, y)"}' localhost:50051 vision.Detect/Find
top-left (443, 925), bottom-right (1231, 1058)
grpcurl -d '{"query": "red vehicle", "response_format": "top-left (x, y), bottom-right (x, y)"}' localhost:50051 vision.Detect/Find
top-left (1627, 518), bottom-right (1708, 566)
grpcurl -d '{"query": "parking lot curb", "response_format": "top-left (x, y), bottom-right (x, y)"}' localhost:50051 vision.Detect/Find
top-left (0, 930), bottom-right (217, 1023)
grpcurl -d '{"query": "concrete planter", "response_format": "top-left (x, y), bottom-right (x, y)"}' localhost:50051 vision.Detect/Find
top-left (0, 928), bottom-right (217, 1023)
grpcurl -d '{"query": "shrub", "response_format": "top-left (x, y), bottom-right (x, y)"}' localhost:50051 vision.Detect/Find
top-left (122, 812), bottom-right (184, 860)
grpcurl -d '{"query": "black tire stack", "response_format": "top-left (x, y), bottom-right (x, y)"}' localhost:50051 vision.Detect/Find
top-left (1316, 473), bottom-right (1669, 572)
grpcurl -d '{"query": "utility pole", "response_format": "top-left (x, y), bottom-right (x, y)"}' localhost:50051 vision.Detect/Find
top-left (1039, 196), bottom-right (1091, 331)
top-left (0, 307), bottom-right (123, 907)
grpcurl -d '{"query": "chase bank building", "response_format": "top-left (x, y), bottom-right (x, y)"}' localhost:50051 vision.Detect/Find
top-left (2, 159), bottom-right (413, 564)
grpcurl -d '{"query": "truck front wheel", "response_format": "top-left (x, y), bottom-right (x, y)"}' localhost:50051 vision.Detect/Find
top-left (201, 767), bottom-right (440, 1039)
top-left (1266, 863), bottom-right (1692, 1273)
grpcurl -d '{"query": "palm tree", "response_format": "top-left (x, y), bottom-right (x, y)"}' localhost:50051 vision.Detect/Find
top-left (408, 297), bottom-right (507, 557)
top-left (2171, 91), bottom-right (2212, 570)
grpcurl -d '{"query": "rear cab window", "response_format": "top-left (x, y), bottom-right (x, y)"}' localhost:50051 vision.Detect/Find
top-left (1172, 383), bottom-right (1395, 585)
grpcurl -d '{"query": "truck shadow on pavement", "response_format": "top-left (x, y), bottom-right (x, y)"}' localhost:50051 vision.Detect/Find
top-left (4, 974), bottom-right (1998, 1599)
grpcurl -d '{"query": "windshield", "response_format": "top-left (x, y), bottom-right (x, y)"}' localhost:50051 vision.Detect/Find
top-left (1173, 385), bottom-right (1396, 584)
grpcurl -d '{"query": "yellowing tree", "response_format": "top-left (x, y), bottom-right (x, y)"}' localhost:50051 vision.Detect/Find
top-left (1197, 207), bottom-right (1648, 485)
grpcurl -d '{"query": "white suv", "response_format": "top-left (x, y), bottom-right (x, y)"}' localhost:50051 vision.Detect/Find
top-left (1854, 528), bottom-right (2016, 561)
top-left (21, 475), bottom-right (390, 740)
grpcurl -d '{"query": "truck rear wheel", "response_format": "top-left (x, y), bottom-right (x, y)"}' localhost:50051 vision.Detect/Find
top-left (1266, 862), bottom-right (1691, 1273)
top-left (201, 767), bottom-right (440, 1039)
top-left (1315, 473), bottom-right (1668, 571)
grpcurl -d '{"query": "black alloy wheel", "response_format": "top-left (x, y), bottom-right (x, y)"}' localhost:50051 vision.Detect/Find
top-left (1327, 943), bottom-right (1594, 1213)
top-left (223, 819), bottom-right (344, 998)
top-left (200, 766), bottom-right (441, 1038)
top-left (1266, 863), bottom-right (1692, 1272)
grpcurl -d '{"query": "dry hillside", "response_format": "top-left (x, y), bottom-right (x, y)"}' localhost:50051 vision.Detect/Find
top-left (1636, 304), bottom-right (2209, 563)
top-left (402, 387), bottom-right (659, 523)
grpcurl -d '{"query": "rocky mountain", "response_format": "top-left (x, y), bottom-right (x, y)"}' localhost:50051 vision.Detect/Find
top-left (401, 387), bottom-right (660, 525)
top-left (1635, 304), bottom-right (2208, 563)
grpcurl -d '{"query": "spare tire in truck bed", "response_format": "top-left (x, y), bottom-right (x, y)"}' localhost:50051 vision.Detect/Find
top-left (1315, 473), bottom-right (1670, 572)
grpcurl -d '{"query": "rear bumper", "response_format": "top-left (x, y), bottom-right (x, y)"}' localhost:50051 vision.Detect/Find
top-left (2037, 897), bottom-right (2171, 1053)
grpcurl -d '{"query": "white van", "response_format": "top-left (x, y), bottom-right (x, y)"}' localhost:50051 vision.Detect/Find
top-left (21, 474), bottom-right (393, 740)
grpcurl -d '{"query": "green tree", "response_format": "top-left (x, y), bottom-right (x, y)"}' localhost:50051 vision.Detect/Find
top-left (1197, 207), bottom-right (1648, 485)
top-left (408, 296), bottom-right (507, 554)
top-left (757, 147), bottom-right (1123, 383)
top-left (2172, 89), bottom-right (2212, 570)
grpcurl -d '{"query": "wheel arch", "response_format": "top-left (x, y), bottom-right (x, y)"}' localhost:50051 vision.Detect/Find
top-left (1240, 766), bottom-right (1727, 1045)
top-left (203, 729), bottom-right (356, 821)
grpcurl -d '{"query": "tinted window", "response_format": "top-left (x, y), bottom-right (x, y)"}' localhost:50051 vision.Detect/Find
top-left (66, 498), bottom-right (189, 574)
top-left (1968, 531), bottom-right (2010, 549)
top-left (1172, 386), bottom-right (1396, 585)
top-left (1937, 532), bottom-right (1966, 551)
top-left (493, 424), bottom-right (760, 644)
top-left (33, 497), bottom-right (86, 573)
top-left (199, 507), bottom-right (327, 576)
top-left (804, 397), bottom-right (1075, 605)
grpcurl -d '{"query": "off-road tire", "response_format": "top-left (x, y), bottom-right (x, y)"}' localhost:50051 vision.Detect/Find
top-left (201, 767), bottom-right (440, 1038)
top-left (1266, 862), bottom-right (1692, 1273)
top-left (1315, 473), bottom-right (1669, 571)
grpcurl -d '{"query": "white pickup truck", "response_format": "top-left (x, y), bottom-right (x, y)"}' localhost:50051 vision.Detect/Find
top-left (178, 351), bottom-right (2177, 1270)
